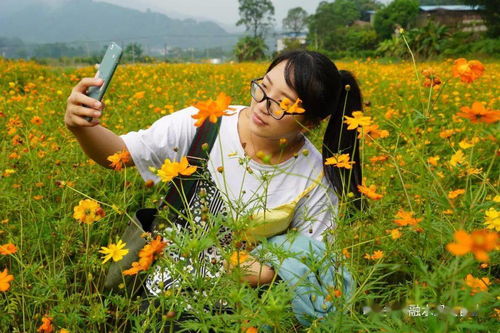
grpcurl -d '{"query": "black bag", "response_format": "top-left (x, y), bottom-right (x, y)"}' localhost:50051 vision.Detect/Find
top-left (103, 117), bottom-right (222, 294)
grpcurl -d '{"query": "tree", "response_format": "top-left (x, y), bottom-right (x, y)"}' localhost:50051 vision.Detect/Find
top-left (233, 36), bottom-right (267, 62)
top-left (373, 0), bottom-right (420, 39)
top-left (236, 0), bottom-right (275, 39)
top-left (282, 7), bottom-right (308, 34)
top-left (307, 0), bottom-right (382, 51)
top-left (463, 0), bottom-right (500, 37)
top-left (123, 43), bottom-right (144, 62)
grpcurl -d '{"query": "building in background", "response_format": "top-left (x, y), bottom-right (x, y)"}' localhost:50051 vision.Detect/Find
top-left (417, 5), bottom-right (485, 32)
top-left (276, 32), bottom-right (307, 53)
top-left (364, 5), bottom-right (485, 32)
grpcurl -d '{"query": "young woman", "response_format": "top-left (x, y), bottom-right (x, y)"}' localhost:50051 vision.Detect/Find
top-left (64, 50), bottom-right (363, 325)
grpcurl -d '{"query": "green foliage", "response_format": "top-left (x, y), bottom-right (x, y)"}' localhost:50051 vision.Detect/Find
top-left (374, 0), bottom-right (420, 39)
top-left (375, 36), bottom-right (407, 58)
top-left (233, 36), bottom-right (268, 62)
top-left (123, 43), bottom-right (144, 62)
top-left (280, 38), bottom-right (307, 54)
top-left (282, 7), bottom-right (308, 33)
top-left (236, 0), bottom-right (275, 39)
top-left (407, 21), bottom-right (450, 58)
top-left (308, 0), bottom-right (360, 41)
top-left (307, 0), bottom-right (381, 53)
top-left (442, 33), bottom-right (500, 57)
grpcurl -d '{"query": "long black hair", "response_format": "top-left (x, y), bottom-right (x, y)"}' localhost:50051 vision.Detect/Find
top-left (265, 50), bottom-right (364, 210)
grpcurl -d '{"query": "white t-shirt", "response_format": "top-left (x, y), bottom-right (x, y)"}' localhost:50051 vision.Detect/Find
top-left (120, 105), bottom-right (339, 295)
top-left (120, 105), bottom-right (339, 241)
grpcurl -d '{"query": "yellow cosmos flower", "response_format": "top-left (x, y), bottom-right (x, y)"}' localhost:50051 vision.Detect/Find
top-left (325, 153), bottom-right (355, 169)
top-left (99, 240), bottom-right (129, 264)
top-left (344, 111), bottom-right (372, 130)
top-left (484, 208), bottom-right (499, 232)
top-left (73, 199), bottom-right (105, 224)
top-left (157, 156), bottom-right (197, 182)
top-left (449, 150), bottom-right (465, 167)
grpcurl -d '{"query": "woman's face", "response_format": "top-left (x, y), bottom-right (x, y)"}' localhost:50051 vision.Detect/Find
top-left (247, 60), bottom-right (307, 141)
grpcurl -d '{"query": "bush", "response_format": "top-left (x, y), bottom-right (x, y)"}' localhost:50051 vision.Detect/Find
top-left (373, 0), bottom-right (420, 40)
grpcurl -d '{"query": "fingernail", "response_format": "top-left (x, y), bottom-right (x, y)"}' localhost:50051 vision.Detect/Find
top-left (95, 102), bottom-right (101, 108)
top-left (94, 111), bottom-right (101, 117)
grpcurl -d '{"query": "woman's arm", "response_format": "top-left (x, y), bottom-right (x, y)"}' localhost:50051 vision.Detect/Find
top-left (64, 77), bottom-right (134, 169)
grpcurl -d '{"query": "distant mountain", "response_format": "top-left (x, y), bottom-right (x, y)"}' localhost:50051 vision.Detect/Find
top-left (0, 0), bottom-right (240, 52)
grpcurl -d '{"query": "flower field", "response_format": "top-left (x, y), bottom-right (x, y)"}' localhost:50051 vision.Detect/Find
top-left (0, 55), bottom-right (499, 332)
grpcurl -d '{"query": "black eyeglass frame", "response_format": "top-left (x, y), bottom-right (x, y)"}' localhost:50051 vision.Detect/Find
top-left (250, 77), bottom-right (297, 120)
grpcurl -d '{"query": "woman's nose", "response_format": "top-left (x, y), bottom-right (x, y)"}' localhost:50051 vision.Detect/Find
top-left (255, 99), bottom-right (270, 116)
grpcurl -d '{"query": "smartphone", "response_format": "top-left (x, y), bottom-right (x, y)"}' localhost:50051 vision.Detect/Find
top-left (85, 42), bottom-right (123, 122)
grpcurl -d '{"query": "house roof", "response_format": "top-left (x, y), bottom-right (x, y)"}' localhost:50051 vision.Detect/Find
top-left (420, 5), bottom-right (481, 12)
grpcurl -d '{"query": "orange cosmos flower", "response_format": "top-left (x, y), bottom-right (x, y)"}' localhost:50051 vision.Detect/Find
top-left (139, 235), bottom-right (167, 258)
top-left (357, 184), bottom-right (383, 200)
top-left (325, 153), bottom-right (355, 169)
top-left (393, 209), bottom-right (422, 226)
top-left (37, 316), bottom-right (54, 333)
top-left (30, 116), bottom-right (43, 125)
top-left (364, 250), bottom-right (384, 260)
top-left (456, 102), bottom-right (500, 124)
top-left (122, 261), bottom-right (145, 276)
top-left (73, 199), bottom-right (105, 224)
top-left (342, 248), bottom-right (351, 258)
top-left (192, 92), bottom-right (235, 127)
top-left (464, 274), bottom-right (490, 295)
top-left (123, 236), bottom-right (167, 275)
top-left (279, 97), bottom-right (305, 115)
top-left (156, 156), bottom-right (197, 182)
top-left (427, 156), bottom-right (440, 166)
top-left (132, 91), bottom-right (146, 99)
top-left (0, 243), bottom-right (17, 255)
top-left (357, 124), bottom-right (389, 140)
top-left (0, 268), bottom-right (14, 292)
top-left (452, 58), bottom-right (484, 83)
top-left (448, 189), bottom-right (465, 199)
top-left (446, 229), bottom-right (498, 262)
top-left (107, 149), bottom-right (131, 171)
top-left (344, 111), bottom-right (372, 130)
top-left (369, 155), bottom-right (389, 163)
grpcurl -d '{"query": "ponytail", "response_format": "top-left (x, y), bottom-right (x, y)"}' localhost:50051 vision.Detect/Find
top-left (264, 51), bottom-right (365, 210)
top-left (322, 70), bottom-right (364, 211)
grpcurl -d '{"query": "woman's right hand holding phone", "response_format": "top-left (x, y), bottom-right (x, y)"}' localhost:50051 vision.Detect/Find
top-left (63, 77), bottom-right (130, 168)
top-left (65, 78), bottom-right (106, 128)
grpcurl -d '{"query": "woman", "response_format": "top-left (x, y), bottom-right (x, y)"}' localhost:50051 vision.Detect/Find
top-left (64, 50), bottom-right (363, 327)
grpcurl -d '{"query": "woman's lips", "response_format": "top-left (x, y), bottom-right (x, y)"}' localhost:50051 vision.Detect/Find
top-left (252, 112), bottom-right (267, 126)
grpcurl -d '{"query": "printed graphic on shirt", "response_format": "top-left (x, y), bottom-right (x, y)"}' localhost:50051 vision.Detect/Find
top-left (145, 171), bottom-right (231, 296)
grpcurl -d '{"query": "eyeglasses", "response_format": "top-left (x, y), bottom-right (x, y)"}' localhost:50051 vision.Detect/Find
top-left (250, 77), bottom-right (295, 120)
